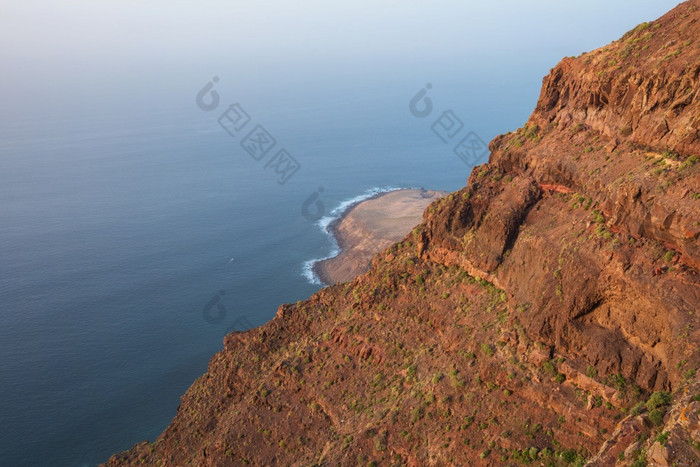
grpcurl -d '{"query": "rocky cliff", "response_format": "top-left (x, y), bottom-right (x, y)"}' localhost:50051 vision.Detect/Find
top-left (107, 2), bottom-right (700, 465)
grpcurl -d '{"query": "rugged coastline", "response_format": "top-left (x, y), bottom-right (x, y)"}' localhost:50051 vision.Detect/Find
top-left (107, 2), bottom-right (700, 465)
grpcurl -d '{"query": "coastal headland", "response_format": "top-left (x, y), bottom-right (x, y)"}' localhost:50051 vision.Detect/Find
top-left (314, 188), bottom-right (446, 284)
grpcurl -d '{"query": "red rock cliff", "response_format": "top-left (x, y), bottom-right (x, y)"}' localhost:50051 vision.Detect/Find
top-left (107, 2), bottom-right (700, 466)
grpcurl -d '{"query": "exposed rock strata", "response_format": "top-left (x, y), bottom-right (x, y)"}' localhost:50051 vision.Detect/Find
top-left (106, 2), bottom-right (700, 465)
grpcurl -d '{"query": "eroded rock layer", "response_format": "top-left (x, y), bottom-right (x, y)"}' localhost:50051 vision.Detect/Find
top-left (107, 2), bottom-right (699, 466)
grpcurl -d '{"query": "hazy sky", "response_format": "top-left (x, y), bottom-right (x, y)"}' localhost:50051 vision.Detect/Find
top-left (0, 0), bottom-right (684, 117)
top-left (1, 1), bottom-right (682, 62)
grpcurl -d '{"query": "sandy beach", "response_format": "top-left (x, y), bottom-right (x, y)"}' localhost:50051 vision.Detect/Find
top-left (314, 188), bottom-right (445, 285)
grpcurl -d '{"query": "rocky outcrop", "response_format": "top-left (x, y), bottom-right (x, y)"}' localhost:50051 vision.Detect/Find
top-left (106, 2), bottom-right (699, 466)
top-left (530, 4), bottom-right (700, 157)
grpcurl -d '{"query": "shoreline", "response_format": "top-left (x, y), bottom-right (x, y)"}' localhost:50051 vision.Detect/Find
top-left (309, 188), bottom-right (446, 285)
top-left (302, 186), bottom-right (408, 285)
top-left (311, 190), bottom-right (390, 286)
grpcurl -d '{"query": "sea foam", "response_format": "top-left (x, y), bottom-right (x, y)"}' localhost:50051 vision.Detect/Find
top-left (302, 186), bottom-right (418, 285)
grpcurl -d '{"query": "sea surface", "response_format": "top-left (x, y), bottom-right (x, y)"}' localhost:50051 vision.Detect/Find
top-left (0, 66), bottom-right (541, 465)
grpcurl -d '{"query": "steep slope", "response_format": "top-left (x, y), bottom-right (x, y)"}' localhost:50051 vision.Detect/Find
top-left (107, 2), bottom-right (700, 466)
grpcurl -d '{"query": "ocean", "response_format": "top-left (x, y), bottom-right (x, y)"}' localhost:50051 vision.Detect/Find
top-left (1, 0), bottom-right (684, 462)
top-left (0, 62), bottom-right (547, 465)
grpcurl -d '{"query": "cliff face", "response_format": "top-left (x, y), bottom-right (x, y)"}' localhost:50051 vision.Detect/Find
top-left (107, 2), bottom-right (700, 466)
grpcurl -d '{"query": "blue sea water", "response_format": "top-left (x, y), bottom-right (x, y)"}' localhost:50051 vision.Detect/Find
top-left (0, 62), bottom-right (544, 466)
top-left (0, 0), bottom-right (683, 462)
